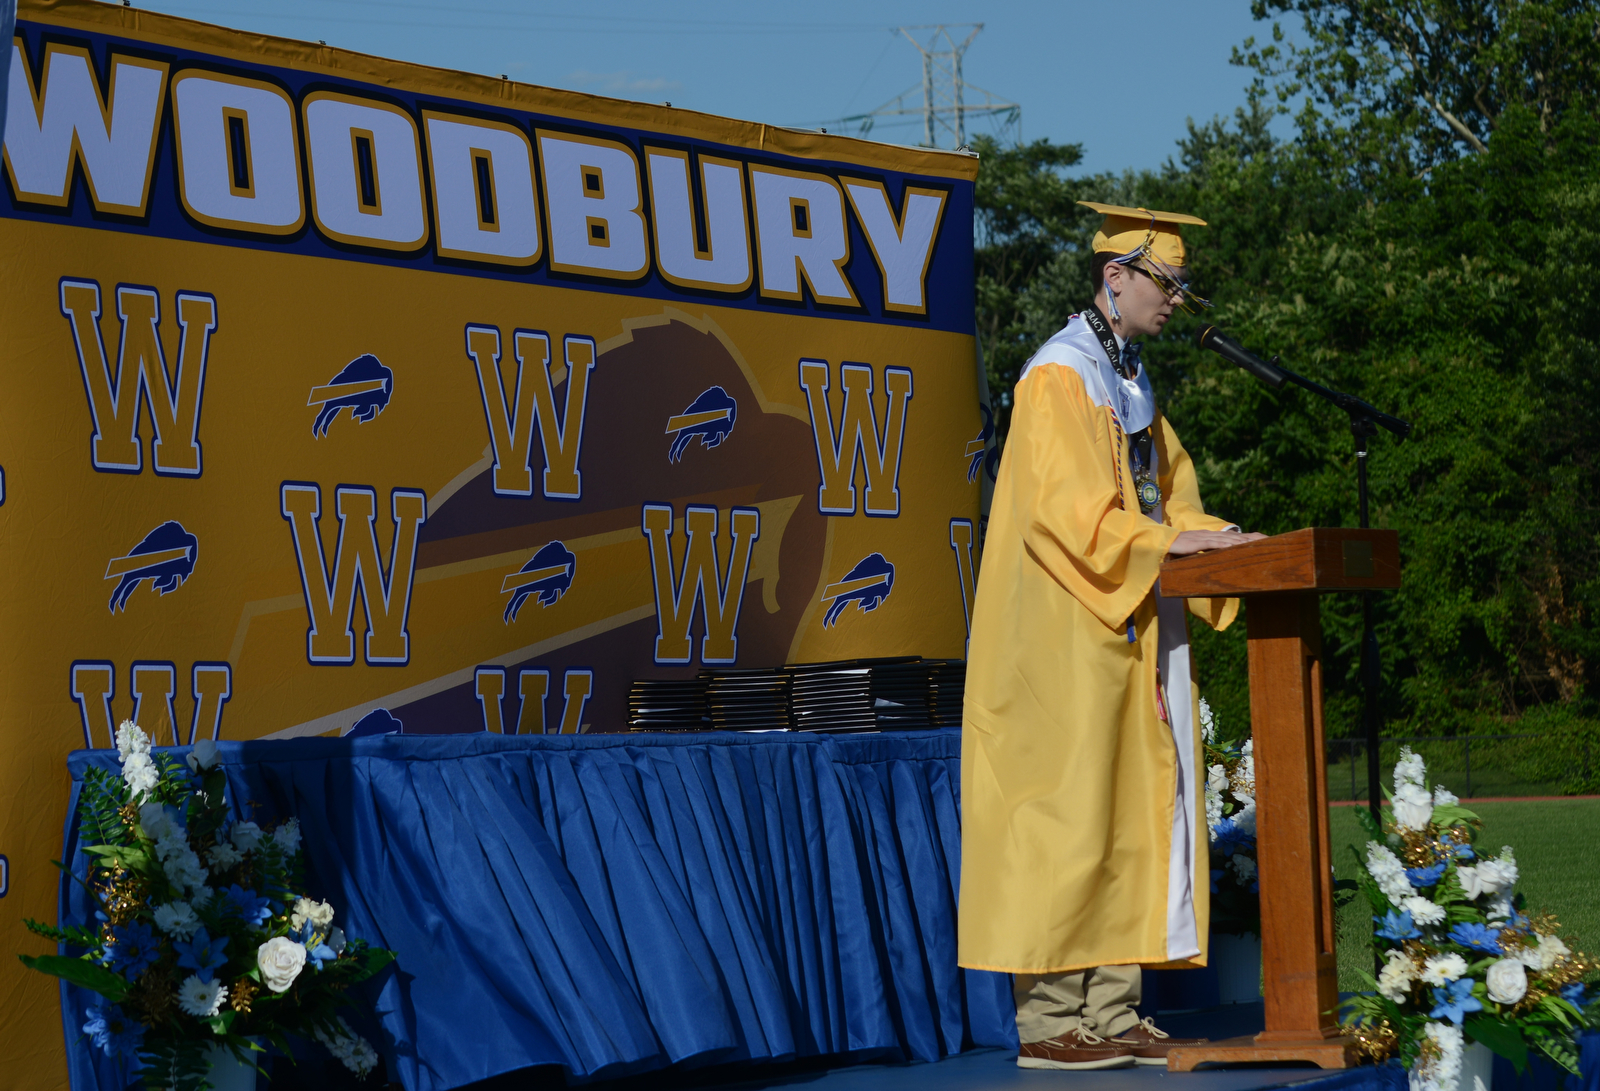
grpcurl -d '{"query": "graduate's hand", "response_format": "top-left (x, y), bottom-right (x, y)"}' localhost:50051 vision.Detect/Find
top-left (1166, 530), bottom-right (1267, 557)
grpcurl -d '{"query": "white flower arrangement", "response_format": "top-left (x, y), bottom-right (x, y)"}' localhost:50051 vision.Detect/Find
top-left (1341, 748), bottom-right (1597, 1090)
top-left (19, 721), bottom-right (396, 1090)
top-left (1201, 698), bottom-right (1260, 936)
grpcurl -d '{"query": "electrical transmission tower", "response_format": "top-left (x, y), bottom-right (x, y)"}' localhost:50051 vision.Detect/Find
top-left (842, 24), bottom-right (1020, 149)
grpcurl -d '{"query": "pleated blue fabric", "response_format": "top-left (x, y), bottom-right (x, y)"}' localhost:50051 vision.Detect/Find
top-left (59, 729), bottom-right (1015, 1091)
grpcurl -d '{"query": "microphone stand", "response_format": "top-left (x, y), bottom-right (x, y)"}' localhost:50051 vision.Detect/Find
top-left (1266, 358), bottom-right (1411, 826)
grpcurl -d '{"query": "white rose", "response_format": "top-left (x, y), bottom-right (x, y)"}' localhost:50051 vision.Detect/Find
top-left (1207, 764), bottom-right (1228, 794)
top-left (1486, 958), bottom-right (1528, 1005)
top-left (1478, 851), bottom-right (1518, 893)
top-left (1455, 865), bottom-right (1485, 900)
top-left (138, 803), bottom-right (178, 842)
top-left (230, 822), bottom-right (263, 853)
top-left (272, 818), bottom-right (302, 854)
top-left (153, 900), bottom-right (200, 939)
top-left (186, 737), bottom-right (220, 773)
top-left (1421, 953), bottom-right (1468, 985)
top-left (1392, 782), bottom-right (1434, 831)
top-left (257, 936), bottom-right (307, 993)
top-left (1405, 896), bottom-right (1447, 927)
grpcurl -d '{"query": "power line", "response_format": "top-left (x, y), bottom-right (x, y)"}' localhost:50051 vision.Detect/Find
top-left (822, 24), bottom-right (1020, 149)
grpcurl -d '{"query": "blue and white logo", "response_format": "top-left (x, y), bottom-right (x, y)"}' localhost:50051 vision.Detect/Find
top-left (105, 520), bottom-right (198, 613)
top-left (821, 552), bottom-right (895, 628)
top-left (665, 386), bottom-right (737, 462)
top-left (502, 540), bottom-right (576, 622)
top-left (308, 354), bottom-right (394, 437)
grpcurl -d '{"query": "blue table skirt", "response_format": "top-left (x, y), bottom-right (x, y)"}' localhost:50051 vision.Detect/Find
top-left (61, 729), bottom-right (1016, 1091)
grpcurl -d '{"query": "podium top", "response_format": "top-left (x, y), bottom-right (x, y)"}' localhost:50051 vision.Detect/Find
top-left (1159, 527), bottom-right (1400, 597)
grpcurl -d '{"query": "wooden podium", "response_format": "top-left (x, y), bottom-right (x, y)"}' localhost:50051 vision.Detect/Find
top-left (1157, 528), bottom-right (1400, 1071)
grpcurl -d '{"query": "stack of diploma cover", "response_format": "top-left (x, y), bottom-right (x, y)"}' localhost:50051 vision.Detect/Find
top-left (626, 678), bottom-right (712, 731)
top-left (700, 667), bottom-right (793, 731)
top-left (925, 659), bottom-right (967, 728)
top-left (784, 658), bottom-right (934, 732)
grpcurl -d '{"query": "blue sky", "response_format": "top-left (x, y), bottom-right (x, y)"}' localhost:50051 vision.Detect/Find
top-left (134, 0), bottom-right (1296, 176)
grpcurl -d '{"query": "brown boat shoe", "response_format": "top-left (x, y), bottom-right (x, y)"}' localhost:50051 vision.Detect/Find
top-left (1017, 1027), bottom-right (1137, 1070)
top-left (1111, 1016), bottom-right (1210, 1065)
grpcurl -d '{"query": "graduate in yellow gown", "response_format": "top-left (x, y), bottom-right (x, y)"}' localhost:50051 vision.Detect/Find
top-left (958, 205), bottom-right (1265, 1070)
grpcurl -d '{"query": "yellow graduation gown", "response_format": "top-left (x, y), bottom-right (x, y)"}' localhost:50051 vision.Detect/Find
top-left (957, 358), bottom-right (1238, 974)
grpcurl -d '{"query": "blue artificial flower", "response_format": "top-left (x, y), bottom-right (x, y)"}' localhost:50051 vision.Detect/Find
top-left (1375, 909), bottom-right (1422, 941)
top-left (1438, 836), bottom-right (1475, 861)
top-left (172, 926), bottom-right (229, 982)
top-left (1406, 863), bottom-right (1447, 889)
top-left (1211, 818), bottom-right (1238, 853)
top-left (103, 921), bottom-right (160, 977)
top-left (1430, 978), bottom-right (1483, 1024)
top-left (222, 884), bottom-right (272, 927)
top-left (307, 941), bottom-right (338, 971)
top-left (83, 1004), bottom-right (145, 1060)
top-left (1449, 922), bottom-right (1503, 954)
top-left (1561, 983), bottom-right (1587, 1005)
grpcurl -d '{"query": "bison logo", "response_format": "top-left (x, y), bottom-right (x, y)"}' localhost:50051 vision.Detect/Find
top-left (347, 708), bottom-right (403, 736)
top-left (502, 540), bottom-right (576, 623)
top-left (666, 386), bottom-right (737, 462)
top-left (308, 354), bottom-right (394, 438)
top-left (105, 520), bottom-right (198, 613)
top-left (821, 552), bottom-right (895, 628)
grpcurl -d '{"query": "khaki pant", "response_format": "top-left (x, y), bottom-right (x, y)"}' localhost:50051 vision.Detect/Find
top-left (1013, 964), bottom-right (1142, 1044)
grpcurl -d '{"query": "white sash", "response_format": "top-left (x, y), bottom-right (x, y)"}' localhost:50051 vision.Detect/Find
top-left (1017, 313), bottom-right (1156, 435)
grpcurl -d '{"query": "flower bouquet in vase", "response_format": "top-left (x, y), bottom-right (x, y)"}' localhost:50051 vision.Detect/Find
top-left (1341, 747), bottom-right (1597, 1091)
top-left (1202, 699), bottom-right (1262, 1001)
top-left (18, 722), bottom-right (397, 1090)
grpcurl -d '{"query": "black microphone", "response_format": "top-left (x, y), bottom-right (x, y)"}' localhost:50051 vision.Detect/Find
top-left (1197, 325), bottom-right (1287, 388)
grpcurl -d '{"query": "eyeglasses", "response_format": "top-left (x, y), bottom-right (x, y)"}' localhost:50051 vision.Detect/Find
top-left (1128, 259), bottom-right (1211, 313)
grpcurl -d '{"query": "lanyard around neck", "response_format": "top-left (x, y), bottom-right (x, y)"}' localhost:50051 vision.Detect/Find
top-left (1082, 304), bottom-right (1131, 380)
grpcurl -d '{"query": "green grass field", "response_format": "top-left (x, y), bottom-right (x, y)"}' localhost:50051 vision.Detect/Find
top-left (1329, 800), bottom-right (1600, 992)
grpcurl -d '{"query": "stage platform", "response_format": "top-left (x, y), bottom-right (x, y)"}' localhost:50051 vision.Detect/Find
top-left (57, 731), bottom-right (1598, 1091)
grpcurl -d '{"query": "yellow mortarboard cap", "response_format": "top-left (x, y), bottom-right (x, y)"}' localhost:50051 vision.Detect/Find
top-left (1078, 201), bottom-right (1206, 268)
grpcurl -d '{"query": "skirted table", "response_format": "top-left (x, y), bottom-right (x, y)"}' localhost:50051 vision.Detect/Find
top-left (58, 729), bottom-right (1016, 1091)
